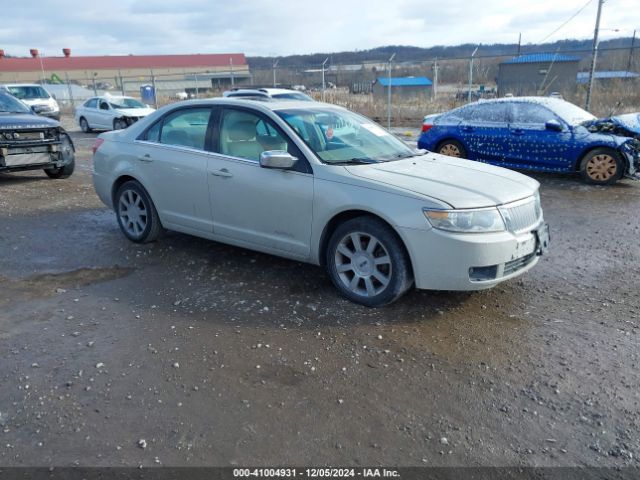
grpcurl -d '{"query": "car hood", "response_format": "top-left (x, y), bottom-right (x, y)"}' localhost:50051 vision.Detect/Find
top-left (582, 113), bottom-right (640, 136)
top-left (609, 113), bottom-right (640, 134)
top-left (115, 108), bottom-right (155, 117)
top-left (0, 112), bottom-right (60, 129)
top-left (345, 154), bottom-right (539, 209)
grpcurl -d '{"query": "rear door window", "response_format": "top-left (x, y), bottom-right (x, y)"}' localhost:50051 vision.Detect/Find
top-left (159, 108), bottom-right (212, 150)
top-left (471, 103), bottom-right (510, 123)
top-left (511, 103), bottom-right (558, 125)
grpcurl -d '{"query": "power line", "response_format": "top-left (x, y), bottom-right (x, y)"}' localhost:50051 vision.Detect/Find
top-left (538, 0), bottom-right (595, 44)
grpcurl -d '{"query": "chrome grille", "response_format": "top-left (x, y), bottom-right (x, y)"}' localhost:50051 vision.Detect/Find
top-left (499, 196), bottom-right (542, 233)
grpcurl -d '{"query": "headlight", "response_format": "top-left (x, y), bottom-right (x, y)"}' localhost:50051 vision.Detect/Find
top-left (424, 208), bottom-right (506, 233)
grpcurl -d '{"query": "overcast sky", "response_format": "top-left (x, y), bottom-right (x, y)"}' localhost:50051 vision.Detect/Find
top-left (1, 0), bottom-right (639, 58)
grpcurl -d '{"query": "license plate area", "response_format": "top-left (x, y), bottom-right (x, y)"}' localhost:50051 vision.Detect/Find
top-left (535, 223), bottom-right (550, 255)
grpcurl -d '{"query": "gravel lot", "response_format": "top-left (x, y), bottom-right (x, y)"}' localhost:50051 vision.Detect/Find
top-left (0, 118), bottom-right (639, 467)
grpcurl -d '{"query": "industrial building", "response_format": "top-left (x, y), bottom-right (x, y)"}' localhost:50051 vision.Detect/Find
top-left (497, 53), bottom-right (580, 97)
top-left (0, 49), bottom-right (251, 97)
top-left (372, 76), bottom-right (433, 100)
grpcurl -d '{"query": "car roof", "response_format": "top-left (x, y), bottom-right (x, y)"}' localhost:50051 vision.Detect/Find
top-left (2, 83), bottom-right (44, 87)
top-left (165, 97), bottom-right (344, 113)
top-left (228, 87), bottom-right (305, 96)
top-left (470, 96), bottom-right (571, 108)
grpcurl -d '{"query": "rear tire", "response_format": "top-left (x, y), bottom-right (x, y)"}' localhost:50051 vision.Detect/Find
top-left (326, 216), bottom-right (413, 307)
top-left (437, 139), bottom-right (467, 158)
top-left (115, 181), bottom-right (162, 243)
top-left (79, 117), bottom-right (91, 133)
top-left (579, 148), bottom-right (623, 185)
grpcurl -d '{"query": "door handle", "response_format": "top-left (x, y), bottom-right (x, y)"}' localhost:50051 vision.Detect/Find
top-left (462, 126), bottom-right (474, 132)
top-left (511, 129), bottom-right (525, 135)
top-left (210, 168), bottom-right (233, 178)
top-left (138, 154), bottom-right (153, 163)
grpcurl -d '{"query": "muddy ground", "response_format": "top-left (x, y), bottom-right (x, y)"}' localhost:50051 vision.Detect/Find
top-left (0, 119), bottom-right (638, 468)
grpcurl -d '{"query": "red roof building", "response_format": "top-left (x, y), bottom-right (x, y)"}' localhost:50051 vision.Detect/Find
top-left (0, 50), bottom-right (251, 94)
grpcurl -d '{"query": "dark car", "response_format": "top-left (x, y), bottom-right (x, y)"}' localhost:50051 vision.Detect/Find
top-left (0, 90), bottom-right (74, 178)
top-left (417, 97), bottom-right (640, 185)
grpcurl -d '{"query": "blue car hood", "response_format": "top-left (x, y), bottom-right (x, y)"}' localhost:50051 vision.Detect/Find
top-left (609, 113), bottom-right (640, 135)
top-left (0, 113), bottom-right (60, 130)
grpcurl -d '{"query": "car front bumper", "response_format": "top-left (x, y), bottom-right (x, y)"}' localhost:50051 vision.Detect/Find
top-left (400, 221), bottom-right (548, 291)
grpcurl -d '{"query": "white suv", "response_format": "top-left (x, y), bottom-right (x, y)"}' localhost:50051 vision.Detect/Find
top-left (223, 88), bottom-right (314, 101)
top-left (1, 84), bottom-right (60, 120)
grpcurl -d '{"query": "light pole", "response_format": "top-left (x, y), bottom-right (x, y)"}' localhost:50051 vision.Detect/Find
top-left (321, 58), bottom-right (329, 102)
top-left (468, 46), bottom-right (479, 103)
top-left (272, 59), bottom-right (279, 87)
top-left (585, 0), bottom-right (604, 112)
top-left (387, 53), bottom-right (395, 130)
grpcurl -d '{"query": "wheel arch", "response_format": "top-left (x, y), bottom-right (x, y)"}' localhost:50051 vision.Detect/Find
top-left (317, 209), bottom-right (415, 276)
top-left (111, 174), bottom-right (144, 209)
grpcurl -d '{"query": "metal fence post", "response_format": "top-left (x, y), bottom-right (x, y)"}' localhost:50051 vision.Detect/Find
top-left (64, 71), bottom-right (75, 110)
top-left (387, 53), bottom-right (395, 130)
top-left (150, 69), bottom-right (158, 109)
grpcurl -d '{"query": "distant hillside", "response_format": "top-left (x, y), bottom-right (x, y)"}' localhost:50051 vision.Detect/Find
top-left (247, 37), bottom-right (637, 68)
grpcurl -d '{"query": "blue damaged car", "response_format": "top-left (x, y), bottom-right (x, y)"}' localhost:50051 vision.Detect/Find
top-left (417, 97), bottom-right (640, 185)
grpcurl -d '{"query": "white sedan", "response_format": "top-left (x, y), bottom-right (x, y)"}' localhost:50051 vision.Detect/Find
top-left (92, 98), bottom-right (549, 306)
top-left (75, 96), bottom-right (155, 132)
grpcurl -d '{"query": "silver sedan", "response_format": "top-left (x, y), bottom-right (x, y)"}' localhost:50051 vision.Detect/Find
top-left (92, 98), bottom-right (548, 306)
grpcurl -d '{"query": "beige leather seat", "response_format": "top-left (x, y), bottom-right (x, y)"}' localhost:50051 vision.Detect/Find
top-left (224, 120), bottom-right (262, 161)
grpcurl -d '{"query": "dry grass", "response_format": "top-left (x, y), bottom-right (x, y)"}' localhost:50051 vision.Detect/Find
top-left (60, 82), bottom-right (640, 127)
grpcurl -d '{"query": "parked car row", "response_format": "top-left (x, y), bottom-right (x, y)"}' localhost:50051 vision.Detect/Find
top-left (418, 97), bottom-right (640, 185)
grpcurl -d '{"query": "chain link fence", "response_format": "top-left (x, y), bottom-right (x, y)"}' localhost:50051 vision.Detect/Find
top-left (12, 46), bottom-right (640, 126)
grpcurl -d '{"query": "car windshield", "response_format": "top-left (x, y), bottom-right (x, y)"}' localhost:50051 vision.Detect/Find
top-left (0, 91), bottom-right (32, 114)
top-left (272, 92), bottom-right (314, 101)
top-left (277, 108), bottom-right (415, 164)
top-left (7, 86), bottom-right (50, 100)
top-left (551, 101), bottom-right (596, 125)
top-left (108, 98), bottom-right (146, 109)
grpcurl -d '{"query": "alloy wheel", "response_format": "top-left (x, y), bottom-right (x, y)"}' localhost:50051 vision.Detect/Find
top-left (334, 232), bottom-right (392, 297)
top-left (119, 189), bottom-right (148, 237)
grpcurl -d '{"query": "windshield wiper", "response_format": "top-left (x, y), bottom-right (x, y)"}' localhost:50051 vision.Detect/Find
top-left (329, 157), bottom-right (379, 165)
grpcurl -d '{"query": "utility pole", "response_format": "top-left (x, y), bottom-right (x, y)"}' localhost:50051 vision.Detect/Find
top-left (272, 59), bottom-right (279, 87)
top-left (433, 58), bottom-right (438, 99)
top-left (468, 46), bottom-right (479, 103)
top-left (64, 71), bottom-right (75, 109)
top-left (321, 57), bottom-right (329, 101)
top-left (585, 0), bottom-right (604, 112)
top-left (387, 53), bottom-right (395, 130)
top-left (517, 33), bottom-right (522, 56)
top-left (627, 29), bottom-right (636, 72)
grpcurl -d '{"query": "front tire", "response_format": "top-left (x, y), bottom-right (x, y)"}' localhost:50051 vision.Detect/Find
top-left (579, 148), bottom-right (623, 185)
top-left (114, 118), bottom-right (128, 130)
top-left (326, 217), bottom-right (413, 307)
top-left (44, 134), bottom-right (75, 179)
top-left (437, 139), bottom-right (467, 158)
top-left (115, 181), bottom-right (162, 243)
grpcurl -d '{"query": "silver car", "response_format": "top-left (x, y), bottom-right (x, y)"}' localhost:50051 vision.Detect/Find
top-left (92, 98), bottom-right (549, 306)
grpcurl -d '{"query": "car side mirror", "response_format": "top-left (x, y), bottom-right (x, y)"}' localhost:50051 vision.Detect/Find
top-left (259, 150), bottom-right (298, 169)
top-left (545, 119), bottom-right (563, 132)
